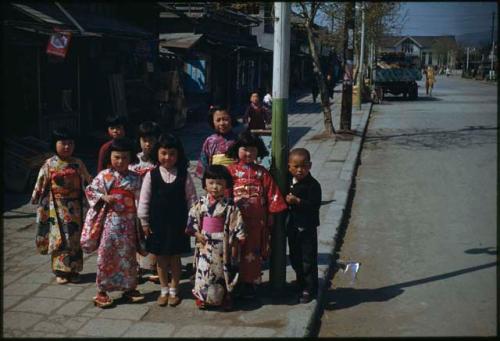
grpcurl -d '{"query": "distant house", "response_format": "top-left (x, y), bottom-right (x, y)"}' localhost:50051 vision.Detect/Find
top-left (380, 35), bottom-right (458, 69)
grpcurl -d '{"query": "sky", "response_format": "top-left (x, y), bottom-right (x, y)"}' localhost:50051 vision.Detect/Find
top-left (398, 2), bottom-right (498, 37)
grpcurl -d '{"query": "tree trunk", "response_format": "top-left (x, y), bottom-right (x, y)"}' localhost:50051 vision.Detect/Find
top-left (304, 22), bottom-right (335, 136)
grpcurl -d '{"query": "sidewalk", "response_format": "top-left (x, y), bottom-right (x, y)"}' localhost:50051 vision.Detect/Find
top-left (2, 88), bottom-right (372, 338)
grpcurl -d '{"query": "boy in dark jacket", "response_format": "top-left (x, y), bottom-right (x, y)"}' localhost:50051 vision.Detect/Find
top-left (286, 148), bottom-right (322, 303)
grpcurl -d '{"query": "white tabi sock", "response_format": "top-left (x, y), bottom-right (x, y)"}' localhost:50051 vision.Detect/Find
top-left (160, 287), bottom-right (169, 297)
top-left (169, 287), bottom-right (177, 297)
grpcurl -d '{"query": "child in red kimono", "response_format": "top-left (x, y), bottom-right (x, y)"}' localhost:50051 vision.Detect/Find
top-left (225, 131), bottom-right (288, 298)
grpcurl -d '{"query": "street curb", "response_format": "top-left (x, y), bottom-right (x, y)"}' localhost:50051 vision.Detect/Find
top-left (303, 102), bottom-right (373, 337)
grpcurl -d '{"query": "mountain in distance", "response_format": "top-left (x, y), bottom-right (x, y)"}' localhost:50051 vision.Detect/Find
top-left (456, 29), bottom-right (498, 47)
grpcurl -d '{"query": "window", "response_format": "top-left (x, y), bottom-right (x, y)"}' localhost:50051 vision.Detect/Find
top-left (264, 3), bottom-right (273, 33)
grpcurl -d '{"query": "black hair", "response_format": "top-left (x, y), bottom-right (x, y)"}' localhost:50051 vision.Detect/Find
top-left (151, 133), bottom-right (189, 175)
top-left (207, 105), bottom-right (235, 130)
top-left (289, 148), bottom-right (311, 163)
top-left (138, 121), bottom-right (161, 139)
top-left (103, 137), bottom-right (139, 168)
top-left (202, 164), bottom-right (234, 190)
top-left (106, 115), bottom-right (127, 128)
top-left (51, 127), bottom-right (75, 153)
top-left (225, 130), bottom-right (268, 160)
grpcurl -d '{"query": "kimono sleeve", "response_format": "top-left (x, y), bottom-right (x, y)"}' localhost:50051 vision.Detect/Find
top-left (186, 201), bottom-right (202, 236)
top-left (85, 171), bottom-right (108, 208)
top-left (227, 205), bottom-right (246, 245)
top-left (195, 138), bottom-right (210, 178)
top-left (263, 169), bottom-right (288, 214)
top-left (31, 161), bottom-right (50, 205)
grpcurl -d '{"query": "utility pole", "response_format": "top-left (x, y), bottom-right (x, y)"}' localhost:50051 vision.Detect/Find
top-left (270, 2), bottom-right (290, 292)
top-left (490, 12), bottom-right (495, 79)
top-left (466, 47), bottom-right (469, 73)
top-left (354, 2), bottom-right (365, 110)
top-left (340, 1), bottom-right (355, 131)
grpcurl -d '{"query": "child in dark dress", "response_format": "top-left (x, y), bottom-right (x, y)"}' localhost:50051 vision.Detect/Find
top-left (286, 148), bottom-right (322, 304)
top-left (137, 134), bottom-right (197, 307)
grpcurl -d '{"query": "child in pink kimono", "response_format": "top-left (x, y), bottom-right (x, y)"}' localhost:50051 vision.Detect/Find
top-left (84, 137), bottom-right (144, 308)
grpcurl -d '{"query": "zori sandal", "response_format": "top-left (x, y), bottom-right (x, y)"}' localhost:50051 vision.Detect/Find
top-left (93, 293), bottom-right (113, 308)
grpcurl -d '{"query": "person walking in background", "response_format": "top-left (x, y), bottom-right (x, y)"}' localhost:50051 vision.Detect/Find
top-left (225, 131), bottom-right (288, 299)
top-left (186, 165), bottom-right (246, 311)
top-left (84, 137), bottom-right (144, 308)
top-left (32, 128), bottom-right (92, 285)
top-left (285, 148), bottom-right (322, 304)
top-left (311, 77), bottom-right (319, 104)
top-left (425, 65), bottom-right (436, 96)
top-left (243, 92), bottom-right (270, 131)
top-left (129, 121), bottom-right (162, 284)
top-left (97, 115), bottom-right (127, 173)
top-left (137, 134), bottom-right (197, 307)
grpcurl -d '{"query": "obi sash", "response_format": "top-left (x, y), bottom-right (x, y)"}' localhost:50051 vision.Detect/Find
top-left (202, 216), bottom-right (224, 233)
top-left (212, 154), bottom-right (234, 166)
top-left (109, 188), bottom-right (136, 214)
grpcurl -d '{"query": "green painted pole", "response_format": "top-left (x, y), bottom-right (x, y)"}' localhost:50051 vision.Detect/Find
top-left (270, 2), bottom-right (290, 292)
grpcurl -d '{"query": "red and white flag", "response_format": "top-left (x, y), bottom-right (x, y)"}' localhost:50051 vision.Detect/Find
top-left (46, 30), bottom-right (72, 58)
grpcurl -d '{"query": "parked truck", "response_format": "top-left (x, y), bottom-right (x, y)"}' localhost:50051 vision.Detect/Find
top-left (373, 52), bottom-right (422, 101)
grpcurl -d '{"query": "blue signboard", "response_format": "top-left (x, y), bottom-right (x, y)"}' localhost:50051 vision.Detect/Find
top-left (184, 59), bottom-right (207, 93)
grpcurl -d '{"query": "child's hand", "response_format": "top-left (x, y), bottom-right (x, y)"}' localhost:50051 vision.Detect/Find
top-left (286, 193), bottom-right (300, 205)
top-left (101, 195), bottom-right (117, 205)
top-left (142, 224), bottom-right (152, 237)
top-left (195, 232), bottom-right (207, 245)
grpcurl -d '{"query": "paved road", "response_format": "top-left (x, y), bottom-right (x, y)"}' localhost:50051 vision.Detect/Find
top-left (318, 76), bottom-right (497, 337)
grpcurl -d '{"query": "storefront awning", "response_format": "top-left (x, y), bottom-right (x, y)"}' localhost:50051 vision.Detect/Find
top-left (159, 33), bottom-right (203, 49)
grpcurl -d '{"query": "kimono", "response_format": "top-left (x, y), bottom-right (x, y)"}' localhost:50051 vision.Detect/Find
top-left (129, 152), bottom-right (156, 270)
top-left (195, 132), bottom-right (237, 178)
top-left (186, 195), bottom-right (245, 305)
top-left (227, 161), bottom-right (288, 284)
top-left (31, 155), bottom-right (91, 275)
top-left (85, 169), bottom-right (141, 292)
top-left (243, 103), bottom-right (270, 130)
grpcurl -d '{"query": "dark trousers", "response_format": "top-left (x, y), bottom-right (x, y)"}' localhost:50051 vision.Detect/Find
top-left (287, 225), bottom-right (318, 296)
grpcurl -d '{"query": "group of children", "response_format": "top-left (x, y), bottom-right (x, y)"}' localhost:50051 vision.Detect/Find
top-left (32, 102), bottom-right (322, 311)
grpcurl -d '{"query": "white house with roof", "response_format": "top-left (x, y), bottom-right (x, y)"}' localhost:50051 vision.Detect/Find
top-left (380, 35), bottom-right (458, 69)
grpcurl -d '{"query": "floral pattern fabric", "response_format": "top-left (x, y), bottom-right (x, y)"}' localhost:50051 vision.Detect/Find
top-left (226, 161), bottom-right (288, 284)
top-left (85, 169), bottom-right (141, 292)
top-left (195, 132), bottom-right (237, 178)
top-left (31, 155), bottom-right (91, 274)
top-left (186, 195), bottom-right (245, 305)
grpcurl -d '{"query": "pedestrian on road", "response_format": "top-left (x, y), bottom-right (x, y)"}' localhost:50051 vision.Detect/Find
top-left (195, 105), bottom-right (238, 179)
top-left (285, 148), bottom-right (322, 304)
top-left (225, 131), bottom-right (288, 299)
top-left (186, 165), bottom-right (246, 311)
top-left (96, 115), bottom-right (127, 174)
top-left (84, 137), bottom-right (145, 308)
top-left (311, 77), bottom-right (319, 104)
top-left (425, 65), bottom-right (436, 96)
top-left (137, 134), bottom-right (197, 307)
top-left (129, 121), bottom-right (162, 285)
top-left (243, 92), bottom-right (270, 131)
top-left (32, 128), bottom-right (92, 285)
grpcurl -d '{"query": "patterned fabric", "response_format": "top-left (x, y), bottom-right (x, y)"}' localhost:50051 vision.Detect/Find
top-left (226, 161), bottom-right (288, 284)
top-left (186, 195), bottom-right (245, 305)
top-left (85, 169), bottom-right (141, 292)
top-left (31, 155), bottom-right (91, 274)
top-left (195, 132), bottom-right (237, 178)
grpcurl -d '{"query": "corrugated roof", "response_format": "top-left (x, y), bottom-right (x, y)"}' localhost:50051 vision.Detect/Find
top-left (159, 32), bottom-right (203, 49)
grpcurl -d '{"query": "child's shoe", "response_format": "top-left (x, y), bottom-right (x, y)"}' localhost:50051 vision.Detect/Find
top-left (168, 295), bottom-right (181, 307)
top-left (195, 298), bottom-right (206, 309)
top-left (157, 294), bottom-right (169, 307)
top-left (93, 292), bottom-right (113, 308)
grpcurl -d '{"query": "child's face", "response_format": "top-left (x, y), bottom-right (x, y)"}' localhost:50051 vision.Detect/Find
top-left (250, 93), bottom-right (259, 104)
top-left (158, 147), bottom-right (178, 170)
top-left (55, 139), bottom-right (74, 159)
top-left (140, 136), bottom-right (156, 156)
top-left (213, 110), bottom-right (232, 134)
top-left (288, 154), bottom-right (311, 181)
top-left (205, 178), bottom-right (227, 199)
top-left (238, 146), bottom-right (258, 164)
top-left (108, 125), bottom-right (125, 139)
top-left (110, 151), bottom-right (131, 172)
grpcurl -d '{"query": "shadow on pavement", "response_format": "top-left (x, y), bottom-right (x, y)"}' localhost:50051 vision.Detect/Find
top-left (289, 126), bottom-right (312, 147)
top-left (289, 102), bottom-right (323, 114)
top-left (3, 191), bottom-right (31, 212)
top-left (382, 96), bottom-right (442, 102)
top-left (464, 247), bottom-right (497, 256)
top-left (324, 261), bottom-right (497, 311)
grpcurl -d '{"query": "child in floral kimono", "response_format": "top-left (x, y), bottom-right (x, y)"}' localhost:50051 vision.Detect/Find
top-left (195, 105), bottom-right (238, 179)
top-left (137, 133), bottom-right (197, 307)
top-left (225, 131), bottom-right (288, 299)
top-left (129, 121), bottom-right (161, 284)
top-left (84, 137), bottom-right (144, 308)
top-left (186, 165), bottom-right (246, 310)
top-left (32, 128), bottom-right (92, 284)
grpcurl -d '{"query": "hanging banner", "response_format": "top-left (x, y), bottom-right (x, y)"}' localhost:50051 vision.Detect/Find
top-left (46, 30), bottom-right (72, 58)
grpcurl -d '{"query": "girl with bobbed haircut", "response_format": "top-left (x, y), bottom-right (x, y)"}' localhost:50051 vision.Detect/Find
top-left (51, 127), bottom-right (76, 153)
top-left (102, 137), bottom-right (139, 170)
top-left (201, 164), bottom-right (234, 190)
top-left (225, 130), bottom-right (269, 160)
top-left (151, 133), bottom-right (189, 175)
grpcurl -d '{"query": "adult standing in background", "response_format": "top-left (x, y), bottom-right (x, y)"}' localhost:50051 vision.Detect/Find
top-left (425, 65), bottom-right (436, 96)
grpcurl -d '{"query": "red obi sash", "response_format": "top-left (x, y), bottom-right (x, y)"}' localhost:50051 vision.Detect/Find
top-left (109, 188), bottom-right (136, 213)
top-left (202, 216), bottom-right (224, 233)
